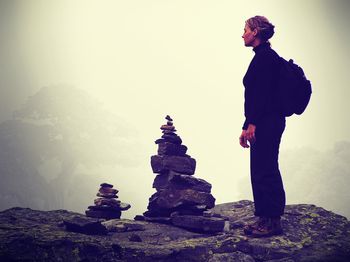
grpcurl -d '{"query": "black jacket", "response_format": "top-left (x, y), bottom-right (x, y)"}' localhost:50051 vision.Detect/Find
top-left (242, 42), bottom-right (281, 130)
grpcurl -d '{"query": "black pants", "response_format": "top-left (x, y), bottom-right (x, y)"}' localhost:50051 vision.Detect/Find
top-left (250, 114), bottom-right (286, 217)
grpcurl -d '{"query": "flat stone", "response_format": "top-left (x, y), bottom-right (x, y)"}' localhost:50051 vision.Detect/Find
top-left (152, 171), bottom-right (183, 190)
top-left (151, 155), bottom-right (196, 175)
top-left (102, 219), bottom-right (145, 232)
top-left (119, 202), bottom-right (131, 211)
top-left (143, 216), bottom-right (172, 224)
top-left (153, 171), bottom-right (211, 193)
top-left (161, 134), bottom-right (182, 144)
top-left (96, 192), bottom-right (118, 198)
top-left (148, 189), bottom-right (215, 210)
top-left (94, 198), bottom-right (121, 208)
top-left (165, 115), bottom-right (173, 121)
top-left (170, 174), bottom-right (212, 193)
top-left (87, 205), bottom-right (121, 212)
top-left (100, 183), bottom-right (113, 188)
top-left (162, 130), bottom-right (177, 135)
top-left (85, 210), bottom-right (121, 219)
top-left (99, 187), bottom-right (118, 194)
top-left (63, 216), bottom-right (108, 235)
top-left (158, 142), bottom-right (187, 156)
top-left (170, 205), bottom-right (207, 216)
top-left (171, 215), bottom-right (225, 233)
top-left (134, 215), bottom-right (145, 221)
top-left (160, 125), bottom-right (175, 131)
top-left (155, 138), bottom-right (166, 144)
top-left (143, 203), bottom-right (173, 218)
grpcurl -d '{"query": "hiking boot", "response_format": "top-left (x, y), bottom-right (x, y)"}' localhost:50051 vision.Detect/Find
top-left (250, 217), bottom-right (283, 238)
top-left (243, 217), bottom-right (267, 235)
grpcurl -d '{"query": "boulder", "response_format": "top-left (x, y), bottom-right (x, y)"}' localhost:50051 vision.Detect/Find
top-left (151, 155), bottom-right (196, 175)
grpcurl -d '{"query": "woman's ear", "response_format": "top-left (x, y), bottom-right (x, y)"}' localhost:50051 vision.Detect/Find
top-left (252, 28), bottom-right (258, 37)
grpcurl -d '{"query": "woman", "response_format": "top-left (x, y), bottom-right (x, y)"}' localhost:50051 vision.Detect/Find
top-left (239, 16), bottom-right (286, 237)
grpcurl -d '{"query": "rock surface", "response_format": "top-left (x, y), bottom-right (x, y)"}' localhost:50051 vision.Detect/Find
top-left (1, 200), bottom-right (349, 261)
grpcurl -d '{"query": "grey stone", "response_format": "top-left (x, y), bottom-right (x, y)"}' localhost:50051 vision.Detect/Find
top-left (129, 233), bottom-right (142, 242)
top-left (165, 115), bottom-right (173, 121)
top-left (160, 124), bottom-right (175, 131)
top-left (171, 215), bottom-right (225, 233)
top-left (96, 192), bottom-right (118, 198)
top-left (209, 252), bottom-right (255, 262)
top-left (119, 202), bottom-right (131, 211)
top-left (157, 142), bottom-right (187, 156)
top-left (153, 171), bottom-right (212, 193)
top-left (85, 209), bottom-right (121, 219)
top-left (63, 215), bottom-right (107, 235)
top-left (99, 187), bottom-right (118, 194)
top-left (143, 215), bottom-right (172, 224)
top-left (171, 205), bottom-right (207, 216)
top-left (102, 219), bottom-right (145, 232)
top-left (161, 133), bottom-right (182, 144)
top-left (148, 189), bottom-right (215, 210)
top-left (94, 197), bottom-right (121, 208)
top-left (100, 183), bottom-right (113, 188)
top-left (134, 215), bottom-right (145, 221)
top-left (151, 155), bottom-right (196, 175)
top-left (87, 205), bottom-right (120, 212)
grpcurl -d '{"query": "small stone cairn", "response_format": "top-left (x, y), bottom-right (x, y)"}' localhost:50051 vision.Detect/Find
top-left (85, 183), bottom-right (131, 219)
top-left (138, 116), bottom-right (226, 233)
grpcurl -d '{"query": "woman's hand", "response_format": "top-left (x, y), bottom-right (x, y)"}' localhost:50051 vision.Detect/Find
top-left (239, 124), bottom-right (256, 148)
top-left (239, 130), bottom-right (249, 148)
top-left (245, 124), bottom-right (256, 144)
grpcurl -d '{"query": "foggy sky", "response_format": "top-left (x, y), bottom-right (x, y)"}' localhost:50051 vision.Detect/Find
top-left (1, 0), bottom-right (349, 219)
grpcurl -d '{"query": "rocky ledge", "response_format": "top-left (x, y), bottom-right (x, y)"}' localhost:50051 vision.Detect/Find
top-left (0, 200), bottom-right (349, 261)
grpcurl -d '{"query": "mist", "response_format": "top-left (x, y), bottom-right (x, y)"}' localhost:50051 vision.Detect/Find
top-left (0, 0), bottom-right (349, 219)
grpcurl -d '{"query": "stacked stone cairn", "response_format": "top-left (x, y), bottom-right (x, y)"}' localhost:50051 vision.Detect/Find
top-left (85, 183), bottom-right (131, 220)
top-left (140, 115), bottom-right (226, 233)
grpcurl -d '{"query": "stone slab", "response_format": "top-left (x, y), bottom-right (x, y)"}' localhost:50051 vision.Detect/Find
top-left (63, 216), bottom-right (107, 235)
top-left (171, 215), bottom-right (225, 233)
top-left (151, 155), bottom-right (196, 175)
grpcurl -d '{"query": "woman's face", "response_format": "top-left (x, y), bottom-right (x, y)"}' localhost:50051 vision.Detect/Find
top-left (242, 24), bottom-right (257, 47)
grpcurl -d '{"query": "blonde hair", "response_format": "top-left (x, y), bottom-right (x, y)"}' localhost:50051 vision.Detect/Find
top-left (246, 16), bottom-right (275, 42)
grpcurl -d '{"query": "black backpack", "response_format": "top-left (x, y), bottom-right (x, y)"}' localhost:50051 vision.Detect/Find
top-left (277, 57), bottom-right (312, 117)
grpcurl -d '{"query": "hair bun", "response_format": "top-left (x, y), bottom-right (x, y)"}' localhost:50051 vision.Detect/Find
top-left (246, 16), bottom-right (275, 42)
